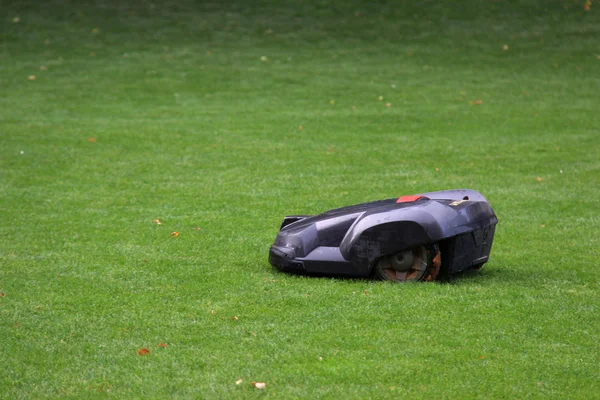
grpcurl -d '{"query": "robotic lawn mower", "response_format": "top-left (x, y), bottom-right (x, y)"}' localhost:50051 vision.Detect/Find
top-left (269, 189), bottom-right (498, 282)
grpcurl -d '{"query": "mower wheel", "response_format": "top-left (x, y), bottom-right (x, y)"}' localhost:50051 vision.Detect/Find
top-left (373, 244), bottom-right (441, 282)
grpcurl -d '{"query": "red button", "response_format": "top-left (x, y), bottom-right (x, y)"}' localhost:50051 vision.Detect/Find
top-left (397, 195), bottom-right (427, 203)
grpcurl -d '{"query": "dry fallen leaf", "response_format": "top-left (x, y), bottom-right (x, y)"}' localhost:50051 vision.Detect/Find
top-left (28, 75), bottom-right (36, 81)
top-left (236, 379), bottom-right (243, 385)
top-left (211, 310), bottom-right (216, 315)
top-left (89, 52), bottom-right (96, 57)
top-left (435, 168), bottom-right (440, 172)
top-left (138, 348), bottom-right (150, 356)
top-left (194, 227), bottom-right (200, 231)
top-left (40, 65), bottom-right (48, 71)
top-left (385, 102), bottom-right (391, 107)
top-left (470, 99), bottom-right (483, 105)
top-left (364, 289), bottom-right (369, 296)
top-left (0, 293), bottom-right (5, 297)
top-left (299, 125), bottom-right (303, 131)
top-left (503, 44), bottom-right (509, 51)
top-left (230, 316), bottom-right (239, 321)
top-left (152, 219), bottom-right (162, 225)
top-left (351, 105), bottom-right (356, 110)
top-left (584, 0), bottom-right (591, 11)
top-left (170, 231), bottom-right (180, 237)
top-left (91, 27), bottom-right (100, 34)
top-left (157, 343), bottom-right (168, 348)
top-left (88, 137), bottom-right (96, 143)
top-left (536, 177), bottom-right (543, 182)
top-left (329, 99), bottom-right (335, 105)
top-left (252, 382), bottom-right (266, 389)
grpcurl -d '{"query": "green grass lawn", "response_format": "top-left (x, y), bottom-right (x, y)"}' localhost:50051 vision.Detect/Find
top-left (1, 0), bottom-right (599, 398)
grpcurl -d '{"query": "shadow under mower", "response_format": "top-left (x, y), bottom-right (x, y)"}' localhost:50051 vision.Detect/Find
top-left (269, 189), bottom-right (498, 282)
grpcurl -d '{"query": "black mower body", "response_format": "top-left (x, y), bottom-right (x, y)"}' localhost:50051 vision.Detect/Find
top-left (269, 189), bottom-right (497, 279)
